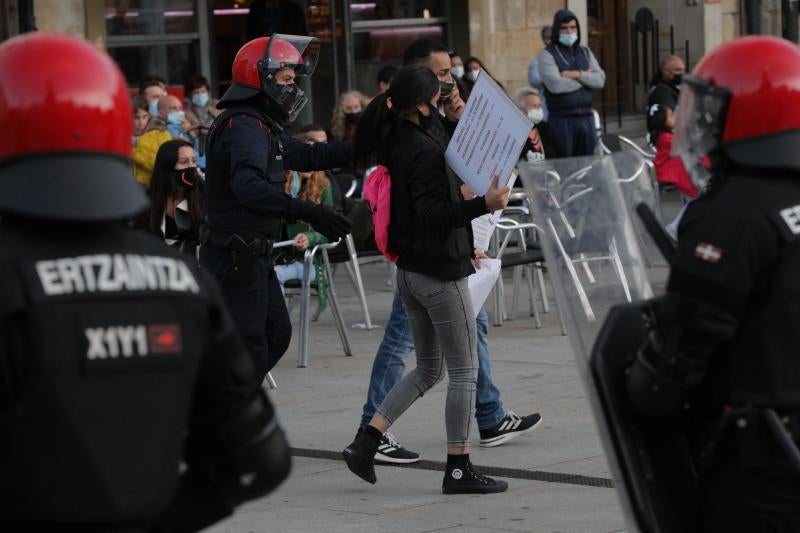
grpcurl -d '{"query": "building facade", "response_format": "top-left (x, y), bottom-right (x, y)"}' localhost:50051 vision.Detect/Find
top-left (2, 0), bottom-right (796, 127)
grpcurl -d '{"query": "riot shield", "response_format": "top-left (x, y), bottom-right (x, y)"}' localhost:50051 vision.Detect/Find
top-left (520, 151), bottom-right (695, 533)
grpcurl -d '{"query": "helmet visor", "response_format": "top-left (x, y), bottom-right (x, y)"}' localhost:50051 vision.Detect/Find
top-left (264, 34), bottom-right (320, 77)
top-left (671, 75), bottom-right (731, 191)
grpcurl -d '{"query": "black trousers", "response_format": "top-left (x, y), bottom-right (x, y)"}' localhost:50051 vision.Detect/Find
top-left (214, 256), bottom-right (292, 382)
top-left (548, 113), bottom-right (597, 157)
top-left (699, 436), bottom-right (800, 532)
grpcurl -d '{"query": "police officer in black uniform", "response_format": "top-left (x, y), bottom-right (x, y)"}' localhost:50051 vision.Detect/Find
top-left (0, 33), bottom-right (290, 533)
top-left (623, 36), bottom-right (800, 531)
top-left (201, 34), bottom-right (351, 377)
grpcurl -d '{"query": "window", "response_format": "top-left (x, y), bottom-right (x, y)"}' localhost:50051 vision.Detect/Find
top-left (350, 0), bottom-right (443, 21)
top-left (105, 0), bottom-right (209, 93)
top-left (105, 0), bottom-right (197, 36)
top-left (108, 41), bottom-right (199, 87)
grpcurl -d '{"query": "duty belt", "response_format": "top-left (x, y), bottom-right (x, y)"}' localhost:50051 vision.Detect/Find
top-left (199, 225), bottom-right (273, 256)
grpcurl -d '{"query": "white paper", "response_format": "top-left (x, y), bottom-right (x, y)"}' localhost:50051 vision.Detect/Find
top-left (470, 171), bottom-right (518, 252)
top-left (471, 214), bottom-right (495, 253)
top-left (446, 73), bottom-right (532, 196)
top-left (467, 258), bottom-right (501, 318)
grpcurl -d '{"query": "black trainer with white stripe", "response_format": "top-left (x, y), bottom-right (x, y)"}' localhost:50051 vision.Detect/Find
top-left (374, 432), bottom-right (420, 464)
top-left (479, 411), bottom-right (542, 447)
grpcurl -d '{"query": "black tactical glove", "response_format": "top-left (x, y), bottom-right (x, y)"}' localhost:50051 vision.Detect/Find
top-left (294, 200), bottom-right (352, 240)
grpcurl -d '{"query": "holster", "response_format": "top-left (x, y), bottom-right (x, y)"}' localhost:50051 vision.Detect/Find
top-left (199, 225), bottom-right (274, 281)
top-left (698, 407), bottom-right (800, 473)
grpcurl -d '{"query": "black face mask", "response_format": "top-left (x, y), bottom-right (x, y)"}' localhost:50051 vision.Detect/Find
top-left (344, 111), bottom-right (362, 126)
top-left (264, 82), bottom-right (308, 123)
top-left (418, 103), bottom-right (437, 130)
top-left (174, 166), bottom-right (198, 191)
top-left (672, 73), bottom-right (683, 87)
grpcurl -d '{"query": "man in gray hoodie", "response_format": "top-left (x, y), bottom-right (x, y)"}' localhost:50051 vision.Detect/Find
top-left (538, 9), bottom-right (605, 156)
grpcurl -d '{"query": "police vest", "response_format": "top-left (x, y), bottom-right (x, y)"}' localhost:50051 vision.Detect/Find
top-left (0, 224), bottom-right (211, 524)
top-left (721, 199), bottom-right (800, 409)
top-left (205, 106), bottom-right (287, 238)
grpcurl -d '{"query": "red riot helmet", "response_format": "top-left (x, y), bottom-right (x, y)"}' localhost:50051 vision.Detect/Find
top-left (672, 36), bottom-right (800, 189)
top-left (217, 33), bottom-right (320, 122)
top-left (0, 33), bottom-right (148, 221)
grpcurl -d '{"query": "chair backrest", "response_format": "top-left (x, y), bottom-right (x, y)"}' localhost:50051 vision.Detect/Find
top-left (592, 109), bottom-right (602, 137)
top-left (600, 133), bottom-right (623, 154)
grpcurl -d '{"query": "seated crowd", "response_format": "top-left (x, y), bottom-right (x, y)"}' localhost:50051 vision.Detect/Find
top-left (132, 45), bottom-right (566, 300)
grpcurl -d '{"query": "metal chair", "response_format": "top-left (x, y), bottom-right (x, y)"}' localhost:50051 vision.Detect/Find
top-left (492, 217), bottom-right (546, 328)
top-left (281, 238), bottom-right (353, 368)
top-left (262, 372), bottom-right (277, 389)
top-left (326, 233), bottom-right (377, 329)
top-left (599, 133), bottom-right (657, 160)
top-left (541, 178), bottom-right (634, 322)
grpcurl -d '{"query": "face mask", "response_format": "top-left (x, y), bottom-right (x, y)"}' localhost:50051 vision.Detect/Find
top-left (167, 111), bottom-right (185, 125)
top-left (451, 65), bottom-right (464, 79)
top-left (439, 80), bottom-right (455, 100)
top-left (672, 73), bottom-right (683, 87)
top-left (175, 166), bottom-right (198, 190)
top-left (559, 32), bottom-right (578, 47)
top-left (191, 92), bottom-right (209, 107)
top-left (344, 111), bottom-right (362, 126)
top-left (466, 69), bottom-right (480, 82)
top-left (148, 99), bottom-right (159, 115)
top-left (272, 83), bottom-right (308, 122)
top-left (527, 108), bottom-right (544, 124)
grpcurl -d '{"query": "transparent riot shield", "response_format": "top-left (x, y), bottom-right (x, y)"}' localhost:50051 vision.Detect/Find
top-left (521, 151), bottom-right (654, 350)
top-left (520, 151), bottom-right (691, 533)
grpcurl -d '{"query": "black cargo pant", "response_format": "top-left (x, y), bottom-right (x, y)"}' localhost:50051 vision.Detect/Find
top-left (201, 247), bottom-right (292, 381)
top-left (699, 431), bottom-right (800, 532)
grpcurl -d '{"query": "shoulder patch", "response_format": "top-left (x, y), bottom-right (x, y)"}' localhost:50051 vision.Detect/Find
top-left (779, 204), bottom-right (800, 235)
top-left (769, 203), bottom-right (800, 242)
top-left (694, 242), bottom-right (722, 263)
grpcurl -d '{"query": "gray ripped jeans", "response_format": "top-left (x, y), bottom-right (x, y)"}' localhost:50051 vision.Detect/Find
top-left (376, 269), bottom-right (478, 447)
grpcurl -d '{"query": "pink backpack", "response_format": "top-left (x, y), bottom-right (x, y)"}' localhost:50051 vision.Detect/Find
top-left (362, 165), bottom-right (398, 263)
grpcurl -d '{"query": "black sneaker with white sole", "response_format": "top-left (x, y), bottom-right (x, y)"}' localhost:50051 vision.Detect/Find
top-left (479, 411), bottom-right (542, 447)
top-left (375, 432), bottom-right (420, 464)
top-left (442, 461), bottom-right (508, 494)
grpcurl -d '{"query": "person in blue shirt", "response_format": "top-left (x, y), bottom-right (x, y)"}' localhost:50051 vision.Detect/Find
top-left (200, 34), bottom-right (351, 382)
top-left (527, 25), bottom-right (552, 121)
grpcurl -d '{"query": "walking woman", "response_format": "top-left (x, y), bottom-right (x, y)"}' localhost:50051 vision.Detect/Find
top-left (342, 65), bottom-right (510, 494)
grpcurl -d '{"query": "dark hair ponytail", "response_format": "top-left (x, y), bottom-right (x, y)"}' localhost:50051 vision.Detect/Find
top-left (353, 65), bottom-right (439, 168)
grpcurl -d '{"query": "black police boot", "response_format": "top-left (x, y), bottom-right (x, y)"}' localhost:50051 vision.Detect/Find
top-left (442, 459), bottom-right (509, 494)
top-left (342, 429), bottom-right (380, 484)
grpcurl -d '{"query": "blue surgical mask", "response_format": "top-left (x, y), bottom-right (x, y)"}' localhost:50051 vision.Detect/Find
top-left (559, 32), bottom-right (578, 47)
top-left (148, 99), bottom-right (159, 115)
top-left (167, 111), bottom-right (186, 125)
top-left (191, 92), bottom-right (209, 107)
top-left (289, 171), bottom-right (301, 198)
top-left (167, 111), bottom-right (185, 125)
top-left (451, 65), bottom-right (465, 79)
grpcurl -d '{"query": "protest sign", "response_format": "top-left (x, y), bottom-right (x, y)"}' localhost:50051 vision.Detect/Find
top-left (445, 72), bottom-right (531, 196)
